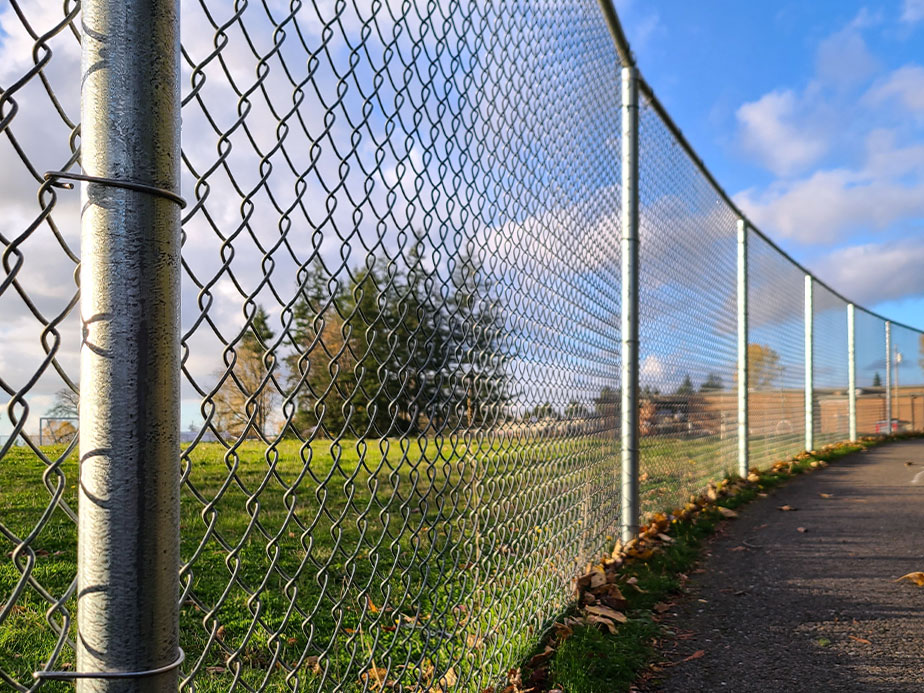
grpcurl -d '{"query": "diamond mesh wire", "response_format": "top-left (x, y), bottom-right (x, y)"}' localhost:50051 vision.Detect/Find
top-left (854, 308), bottom-right (889, 435)
top-left (176, 1), bottom-right (622, 690)
top-left (0, 2), bottom-right (81, 689)
top-left (4, 1), bottom-right (924, 691)
top-left (746, 233), bottom-right (807, 469)
top-left (635, 97), bottom-right (739, 515)
top-left (812, 284), bottom-right (849, 447)
top-left (888, 322), bottom-right (924, 433)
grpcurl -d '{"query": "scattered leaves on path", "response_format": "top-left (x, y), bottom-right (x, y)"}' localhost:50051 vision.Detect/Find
top-left (819, 493), bottom-right (834, 498)
top-left (778, 505), bottom-right (797, 512)
top-left (717, 507), bottom-right (738, 518)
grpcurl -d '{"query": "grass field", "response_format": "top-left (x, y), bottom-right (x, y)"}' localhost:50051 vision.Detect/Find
top-left (0, 435), bottom-right (621, 692)
top-left (0, 430), bottom-right (796, 691)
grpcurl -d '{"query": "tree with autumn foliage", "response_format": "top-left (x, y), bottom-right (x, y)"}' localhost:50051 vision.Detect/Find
top-left (745, 343), bottom-right (782, 390)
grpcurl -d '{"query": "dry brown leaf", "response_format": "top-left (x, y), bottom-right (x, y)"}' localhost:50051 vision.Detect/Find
top-left (657, 532), bottom-right (675, 543)
top-left (797, 527), bottom-right (808, 533)
top-left (682, 650), bottom-right (705, 662)
top-left (895, 571), bottom-right (924, 586)
top-left (360, 667), bottom-right (389, 689)
top-left (586, 613), bottom-right (619, 634)
top-left (527, 646), bottom-right (555, 668)
top-left (652, 602), bottom-right (671, 614)
top-left (367, 596), bottom-right (380, 613)
top-left (819, 493), bottom-right (834, 499)
top-left (717, 507), bottom-right (738, 518)
top-left (848, 635), bottom-right (872, 645)
top-left (778, 505), bottom-right (797, 512)
top-left (585, 604), bottom-right (628, 623)
top-left (438, 667), bottom-right (457, 690)
top-left (747, 472), bottom-right (760, 482)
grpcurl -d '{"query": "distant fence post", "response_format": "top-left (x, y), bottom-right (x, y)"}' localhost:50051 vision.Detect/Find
top-left (620, 64), bottom-right (640, 543)
top-left (74, 1), bottom-right (182, 690)
top-left (848, 304), bottom-right (857, 442)
top-left (885, 321), bottom-right (892, 429)
top-left (736, 219), bottom-right (748, 477)
top-left (804, 275), bottom-right (814, 452)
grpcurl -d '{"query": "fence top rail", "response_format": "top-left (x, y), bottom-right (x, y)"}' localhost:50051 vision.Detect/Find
top-left (597, 0), bottom-right (923, 336)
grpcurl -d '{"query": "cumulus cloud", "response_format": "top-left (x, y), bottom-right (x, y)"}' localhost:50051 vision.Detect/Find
top-left (815, 24), bottom-right (879, 89)
top-left (813, 240), bottom-right (924, 306)
top-left (733, 12), bottom-right (924, 256)
top-left (735, 90), bottom-right (830, 176)
top-left (865, 65), bottom-right (924, 116)
top-left (736, 164), bottom-right (924, 243)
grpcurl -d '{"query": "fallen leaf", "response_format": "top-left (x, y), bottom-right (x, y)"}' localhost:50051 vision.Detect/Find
top-left (730, 545), bottom-right (747, 552)
top-left (778, 505), bottom-right (797, 512)
top-left (585, 604), bottom-right (628, 623)
top-left (438, 667), bottom-right (457, 689)
top-left (360, 667), bottom-right (389, 688)
top-left (848, 635), bottom-right (872, 645)
top-left (819, 493), bottom-right (834, 499)
top-left (626, 576), bottom-right (648, 592)
top-left (797, 527), bottom-right (808, 533)
top-left (717, 507), bottom-right (738, 518)
top-left (586, 612), bottom-right (619, 634)
top-left (367, 596), bottom-right (380, 613)
top-left (527, 646), bottom-right (554, 668)
top-left (663, 649), bottom-right (706, 667)
top-left (653, 602), bottom-right (671, 613)
top-left (747, 472), bottom-right (760, 482)
top-left (895, 571), bottom-right (924, 586)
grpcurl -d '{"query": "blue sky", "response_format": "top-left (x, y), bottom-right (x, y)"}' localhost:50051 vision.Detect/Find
top-left (617, 0), bottom-right (924, 330)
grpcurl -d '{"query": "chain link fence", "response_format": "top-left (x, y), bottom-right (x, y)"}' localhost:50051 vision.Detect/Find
top-left (2, 1), bottom-right (923, 691)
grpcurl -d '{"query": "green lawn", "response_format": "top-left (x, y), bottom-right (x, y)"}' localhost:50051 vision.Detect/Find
top-left (0, 430), bottom-right (802, 691)
top-left (1, 435), bottom-right (621, 692)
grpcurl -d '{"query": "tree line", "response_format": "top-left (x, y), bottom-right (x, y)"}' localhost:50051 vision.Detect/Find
top-left (210, 246), bottom-right (508, 440)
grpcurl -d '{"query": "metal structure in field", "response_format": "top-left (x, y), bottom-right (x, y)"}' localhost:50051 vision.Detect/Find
top-left (1, 1), bottom-right (922, 691)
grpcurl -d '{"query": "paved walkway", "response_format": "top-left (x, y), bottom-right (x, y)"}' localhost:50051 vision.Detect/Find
top-left (650, 440), bottom-right (924, 692)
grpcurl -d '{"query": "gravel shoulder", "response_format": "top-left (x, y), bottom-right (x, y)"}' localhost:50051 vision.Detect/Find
top-left (647, 439), bottom-right (924, 692)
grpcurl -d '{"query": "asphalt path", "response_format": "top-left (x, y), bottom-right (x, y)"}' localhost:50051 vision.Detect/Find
top-left (648, 439), bottom-right (924, 692)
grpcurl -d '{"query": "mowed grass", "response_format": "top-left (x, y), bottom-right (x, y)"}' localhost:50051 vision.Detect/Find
top-left (1, 434), bottom-right (621, 692)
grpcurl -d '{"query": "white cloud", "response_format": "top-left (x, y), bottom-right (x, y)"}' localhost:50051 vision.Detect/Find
top-left (735, 90), bottom-right (829, 176)
top-left (814, 240), bottom-right (924, 306)
top-left (815, 25), bottom-right (879, 88)
top-left (736, 167), bottom-right (924, 243)
top-left (865, 64), bottom-right (924, 116)
top-left (901, 0), bottom-right (924, 23)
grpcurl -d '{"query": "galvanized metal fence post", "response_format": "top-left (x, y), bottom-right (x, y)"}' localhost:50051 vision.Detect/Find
top-left (620, 65), bottom-right (640, 543)
top-left (76, 1), bottom-right (182, 690)
top-left (737, 219), bottom-right (749, 477)
top-left (885, 321), bottom-right (892, 429)
top-left (804, 275), bottom-right (814, 452)
top-left (848, 304), bottom-right (857, 442)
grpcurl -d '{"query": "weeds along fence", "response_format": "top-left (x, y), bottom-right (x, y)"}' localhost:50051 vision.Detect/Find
top-left (1, 1), bottom-right (923, 690)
